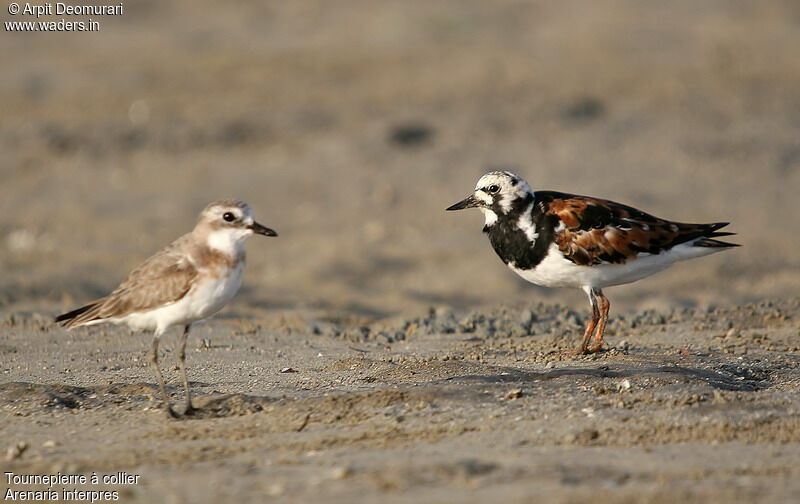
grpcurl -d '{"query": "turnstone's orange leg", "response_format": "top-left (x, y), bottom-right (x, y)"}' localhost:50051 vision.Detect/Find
top-left (150, 336), bottom-right (178, 418)
top-left (177, 324), bottom-right (197, 416)
top-left (579, 287), bottom-right (601, 354)
top-left (588, 290), bottom-right (610, 353)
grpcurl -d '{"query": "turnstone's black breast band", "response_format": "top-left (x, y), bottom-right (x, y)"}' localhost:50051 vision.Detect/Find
top-left (484, 193), bottom-right (558, 270)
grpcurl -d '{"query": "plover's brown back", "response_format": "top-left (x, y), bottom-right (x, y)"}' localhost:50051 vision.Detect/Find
top-left (56, 233), bottom-right (199, 329)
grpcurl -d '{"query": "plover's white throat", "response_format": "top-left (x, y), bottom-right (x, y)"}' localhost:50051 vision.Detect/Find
top-left (56, 199), bottom-right (277, 417)
top-left (447, 171), bottom-right (739, 354)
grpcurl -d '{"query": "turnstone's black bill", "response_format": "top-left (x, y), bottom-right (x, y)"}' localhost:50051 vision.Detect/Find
top-left (55, 199), bottom-right (278, 418)
top-left (447, 171), bottom-right (739, 354)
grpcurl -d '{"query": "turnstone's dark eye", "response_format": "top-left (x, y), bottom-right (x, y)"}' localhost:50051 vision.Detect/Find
top-left (487, 184), bottom-right (500, 194)
top-left (223, 212), bottom-right (236, 222)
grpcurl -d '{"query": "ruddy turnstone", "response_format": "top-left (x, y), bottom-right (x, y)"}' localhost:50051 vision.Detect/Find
top-left (56, 200), bottom-right (277, 417)
top-left (447, 171), bottom-right (738, 354)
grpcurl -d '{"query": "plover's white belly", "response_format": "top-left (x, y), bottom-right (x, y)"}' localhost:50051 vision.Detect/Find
top-left (190, 262), bottom-right (245, 319)
top-left (122, 262), bottom-right (245, 332)
top-left (510, 242), bottom-right (716, 289)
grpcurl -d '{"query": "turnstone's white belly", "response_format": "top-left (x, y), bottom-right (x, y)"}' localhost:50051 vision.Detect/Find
top-left (509, 241), bottom-right (721, 289)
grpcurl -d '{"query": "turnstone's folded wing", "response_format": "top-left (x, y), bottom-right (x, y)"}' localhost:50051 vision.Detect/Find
top-left (538, 192), bottom-right (737, 266)
top-left (56, 236), bottom-right (199, 328)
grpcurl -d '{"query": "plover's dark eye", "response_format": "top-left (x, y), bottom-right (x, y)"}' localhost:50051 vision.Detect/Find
top-left (487, 185), bottom-right (500, 194)
top-left (223, 212), bottom-right (236, 222)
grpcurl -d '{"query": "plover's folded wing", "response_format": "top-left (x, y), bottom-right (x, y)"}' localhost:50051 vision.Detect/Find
top-left (57, 236), bottom-right (199, 328)
top-left (537, 192), bottom-right (736, 266)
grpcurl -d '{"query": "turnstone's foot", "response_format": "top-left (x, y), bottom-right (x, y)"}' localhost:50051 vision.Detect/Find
top-left (570, 345), bottom-right (602, 356)
top-left (585, 343), bottom-right (605, 354)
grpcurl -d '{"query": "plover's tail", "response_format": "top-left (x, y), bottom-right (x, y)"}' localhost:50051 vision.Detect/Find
top-left (55, 300), bottom-right (105, 329)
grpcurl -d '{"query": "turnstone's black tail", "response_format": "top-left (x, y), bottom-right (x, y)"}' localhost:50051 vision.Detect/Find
top-left (693, 222), bottom-right (740, 248)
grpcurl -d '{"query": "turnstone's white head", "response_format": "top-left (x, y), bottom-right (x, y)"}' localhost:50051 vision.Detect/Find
top-left (446, 171), bottom-right (533, 226)
top-left (196, 199), bottom-right (277, 254)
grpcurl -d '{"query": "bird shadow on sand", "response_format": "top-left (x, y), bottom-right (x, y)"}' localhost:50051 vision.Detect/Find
top-left (0, 381), bottom-right (417, 428)
top-left (0, 381), bottom-right (280, 419)
top-left (445, 363), bottom-right (769, 392)
top-left (184, 393), bottom-right (277, 419)
top-left (0, 360), bottom-right (770, 424)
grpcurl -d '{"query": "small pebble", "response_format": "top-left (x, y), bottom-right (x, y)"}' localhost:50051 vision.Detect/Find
top-left (266, 483), bottom-right (285, 496)
top-left (5, 441), bottom-right (28, 461)
top-left (328, 466), bottom-right (352, 480)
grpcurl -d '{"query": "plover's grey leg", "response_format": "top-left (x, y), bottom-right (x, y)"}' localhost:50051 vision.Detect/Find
top-left (150, 335), bottom-right (177, 418)
top-left (177, 324), bottom-right (196, 415)
top-left (580, 287), bottom-right (601, 354)
top-left (588, 290), bottom-right (610, 353)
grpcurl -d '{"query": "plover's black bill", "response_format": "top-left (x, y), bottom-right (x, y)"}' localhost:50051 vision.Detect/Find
top-left (250, 222), bottom-right (278, 236)
top-left (446, 194), bottom-right (479, 211)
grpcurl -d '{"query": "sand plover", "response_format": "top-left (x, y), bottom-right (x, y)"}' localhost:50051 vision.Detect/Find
top-left (447, 171), bottom-right (738, 354)
top-left (56, 200), bottom-right (277, 417)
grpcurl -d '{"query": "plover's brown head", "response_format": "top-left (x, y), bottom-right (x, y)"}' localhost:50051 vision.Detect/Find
top-left (446, 171), bottom-right (533, 226)
top-left (196, 200), bottom-right (277, 251)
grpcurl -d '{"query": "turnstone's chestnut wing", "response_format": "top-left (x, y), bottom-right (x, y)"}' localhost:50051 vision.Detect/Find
top-left (56, 238), bottom-right (199, 328)
top-left (539, 192), bottom-right (737, 266)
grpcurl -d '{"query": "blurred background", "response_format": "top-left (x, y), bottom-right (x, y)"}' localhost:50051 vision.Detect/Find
top-left (1, 0), bottom-right (798, 318)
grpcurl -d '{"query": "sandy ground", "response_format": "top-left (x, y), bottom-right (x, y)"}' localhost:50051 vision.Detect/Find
top-left (2, 300), bottom-right (800, 503)
top-left (2, 1), bottom-right (800, 502)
